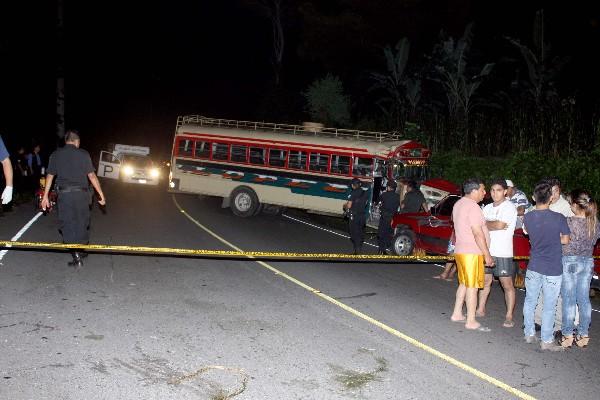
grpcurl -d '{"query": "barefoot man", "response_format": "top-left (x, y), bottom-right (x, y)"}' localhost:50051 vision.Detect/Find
top-left (450, 178), bottom-right (494, 331)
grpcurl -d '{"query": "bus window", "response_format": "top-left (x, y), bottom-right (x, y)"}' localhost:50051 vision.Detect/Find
top-left (231, 145), bottom-right (248, 162)
top-left (212, 143), bottom-right (229, 161)
top-left (269, 149), bottom-right (287, 167)
top-left (249, 147), bottom-right (266, 165)
top-left (353, 156), bottom-right (374, 177)
top-left (331, 154), bottom-right (350, 175)
top-left (178, 138), bottom-right (193, 157)
top-left (309, 153), bottom-right (330, 173)
top-left (195, 141), bottom-right (210, 158)
top-left (288, 150), bottom-right (307, 170)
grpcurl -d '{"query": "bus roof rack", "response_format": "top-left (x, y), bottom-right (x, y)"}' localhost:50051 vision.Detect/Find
top-left (177, 115), bottom-right (402, 143)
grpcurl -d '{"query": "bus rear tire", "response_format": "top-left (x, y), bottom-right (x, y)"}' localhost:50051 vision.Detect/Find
top-left (230, 186), bottom-right (260, 217)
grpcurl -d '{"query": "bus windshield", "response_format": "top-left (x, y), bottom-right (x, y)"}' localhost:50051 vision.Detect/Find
top-left (392, 162), bottom-right (428, 181)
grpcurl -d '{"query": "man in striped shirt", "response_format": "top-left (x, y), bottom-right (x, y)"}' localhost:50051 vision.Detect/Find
top-left (506, 179), bottom-right (530, 229)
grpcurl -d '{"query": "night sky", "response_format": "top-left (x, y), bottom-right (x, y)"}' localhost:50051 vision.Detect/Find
top-left (1, 1), bottom-right (599, 159)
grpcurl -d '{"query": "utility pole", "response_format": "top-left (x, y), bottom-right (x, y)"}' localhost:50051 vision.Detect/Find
top-left (56, 0), bottom-right (65, 139)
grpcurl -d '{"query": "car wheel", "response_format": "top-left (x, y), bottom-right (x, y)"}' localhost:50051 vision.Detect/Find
top-left (230, 186), bottom-right (260, 217)
top-left (392, 231), bottom-right (414, 256)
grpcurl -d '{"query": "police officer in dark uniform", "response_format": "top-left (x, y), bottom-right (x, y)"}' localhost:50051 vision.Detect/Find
top-left (41, 130), bottom-right (106, 268)
top-left (344, 178), bottom-right (368, 254)
top-left (377, 180), bottom-right (400, 254)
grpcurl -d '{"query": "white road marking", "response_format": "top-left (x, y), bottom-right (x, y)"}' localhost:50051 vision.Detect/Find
top-left (282, 213), bottom-right (378, 248)
top-left (0, 212), bottom-right (43, 263)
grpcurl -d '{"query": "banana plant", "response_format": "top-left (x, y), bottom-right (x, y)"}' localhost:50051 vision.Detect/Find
top-left (506, 10), bottom-right (569, 109)
top-left (370, 38), bottom-right (411, 129)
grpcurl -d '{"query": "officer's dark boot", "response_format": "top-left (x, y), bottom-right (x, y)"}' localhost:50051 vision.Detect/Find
top-left (68, 252), bottom-right (83, 269)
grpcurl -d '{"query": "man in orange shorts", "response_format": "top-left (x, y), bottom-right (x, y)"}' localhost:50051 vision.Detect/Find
top-left (450, 178), bottom-right (494, 331)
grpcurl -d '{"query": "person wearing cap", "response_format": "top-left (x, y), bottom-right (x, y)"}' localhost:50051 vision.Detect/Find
top-left (0, 135), bottom-right (14, 205)
top-left (344, 178), bottom-right (368, 254)
top-left (506, 179), bottom-right (530, 229)
top-left (377, 179), bottom-right (400, 255)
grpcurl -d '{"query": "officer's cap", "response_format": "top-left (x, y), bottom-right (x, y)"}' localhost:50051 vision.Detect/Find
top-left (351, 178), bottom-right (361, 186)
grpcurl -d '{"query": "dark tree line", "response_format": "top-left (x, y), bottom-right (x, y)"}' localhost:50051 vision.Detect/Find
top-left (245, 1), bottom-right (600, 157)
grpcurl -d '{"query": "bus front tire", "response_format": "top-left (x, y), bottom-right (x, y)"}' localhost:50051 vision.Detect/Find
top-left (392, 231), bottom-right (414, 256)
top-left (230, 186), bottom-right (260, 217)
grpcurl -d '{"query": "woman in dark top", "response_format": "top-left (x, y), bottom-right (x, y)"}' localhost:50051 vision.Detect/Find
top-left (560, 189), bottom-right (600, 348)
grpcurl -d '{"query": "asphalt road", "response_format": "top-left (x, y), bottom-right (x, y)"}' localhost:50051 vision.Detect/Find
top-left (0, 180), bottom-right (598, 400)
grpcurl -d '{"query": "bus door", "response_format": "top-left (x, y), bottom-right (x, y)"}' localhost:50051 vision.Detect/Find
top-left (98, 151), bottom-right (121, 179)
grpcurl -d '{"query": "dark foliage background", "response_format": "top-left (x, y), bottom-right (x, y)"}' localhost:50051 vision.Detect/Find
top-left (0, 1), bottom-right (599, 192)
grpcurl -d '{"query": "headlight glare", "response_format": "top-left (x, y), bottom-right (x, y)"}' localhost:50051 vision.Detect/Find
top-left (123, 165), bottom-right (134, 176)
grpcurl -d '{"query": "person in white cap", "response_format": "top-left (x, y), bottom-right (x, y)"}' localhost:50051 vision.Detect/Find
top-left (506, 179), bottom-right (530, 229)
top-left (0, 135), bottom-right (13, 205)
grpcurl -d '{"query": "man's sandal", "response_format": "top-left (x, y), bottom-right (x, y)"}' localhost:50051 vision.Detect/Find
top-left (575, 335), bottom-right (589, 348)
top-left (502, 320), bottom-right (515, 328)
top-left (560, 334), bottom-right (574, 348)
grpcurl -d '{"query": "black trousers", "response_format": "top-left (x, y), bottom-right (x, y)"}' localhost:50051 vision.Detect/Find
top-left (377, 214), bottom-right (393, 252)
top-left (349, 213), bottom-right (366, 252)
top-left (57, 191), bottom-right (90, 244)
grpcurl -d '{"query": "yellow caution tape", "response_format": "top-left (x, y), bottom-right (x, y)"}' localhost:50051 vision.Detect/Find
top-left (2, 240), bottom-right (597, 262)
top-left (0, 240), bottom-right (453, 261)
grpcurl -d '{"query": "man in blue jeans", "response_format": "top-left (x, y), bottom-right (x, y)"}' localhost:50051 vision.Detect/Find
top-left (522, 181), bottom-right (570, 351)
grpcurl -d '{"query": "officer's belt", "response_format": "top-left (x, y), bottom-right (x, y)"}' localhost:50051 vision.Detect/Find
top-left (57, 186), bottom-right (88, 193)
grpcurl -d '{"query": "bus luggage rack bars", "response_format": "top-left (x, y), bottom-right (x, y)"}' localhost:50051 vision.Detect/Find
top-left (177, 115), bottom-right (402, 143)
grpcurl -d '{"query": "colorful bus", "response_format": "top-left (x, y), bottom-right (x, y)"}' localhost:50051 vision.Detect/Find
top-left (168, 116), bottom-right (431, 222)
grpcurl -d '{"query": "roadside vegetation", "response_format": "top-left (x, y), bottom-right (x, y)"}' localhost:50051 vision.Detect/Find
top-left (247, 4), bottom-right (598, 196)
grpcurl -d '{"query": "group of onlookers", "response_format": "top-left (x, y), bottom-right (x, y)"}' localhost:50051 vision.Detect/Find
top-left (2, 140), bottom-right (46, 202)
top-left (448, 177), bottom-right (598, 351)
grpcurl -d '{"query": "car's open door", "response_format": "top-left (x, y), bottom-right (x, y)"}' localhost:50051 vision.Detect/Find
top-left (97, 151), bottom-right (120, 179)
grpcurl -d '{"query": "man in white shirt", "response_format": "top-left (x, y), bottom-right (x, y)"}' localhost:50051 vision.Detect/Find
top-left (477, 178), bottom-right (518, 327)
top-left (545, 177), bottom-right (574, 217)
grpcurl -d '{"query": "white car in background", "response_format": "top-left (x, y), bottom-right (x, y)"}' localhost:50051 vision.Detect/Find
top-left (97, 144), bottom-right (160, 186)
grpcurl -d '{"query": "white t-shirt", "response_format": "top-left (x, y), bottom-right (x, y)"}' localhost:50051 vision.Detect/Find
top-left (483, 200), bottom-right (518, 257)
top-left (550, 194), bottom-right (575, 217)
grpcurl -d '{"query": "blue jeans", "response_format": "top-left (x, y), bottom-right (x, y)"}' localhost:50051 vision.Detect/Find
top-left (523, 270), bottom-right (562, 343)
top-left (561, 256), bottom-right (594, 336)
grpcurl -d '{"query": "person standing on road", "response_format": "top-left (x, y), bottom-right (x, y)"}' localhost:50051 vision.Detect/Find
top-left (533, 177), bottom-right (574, 334)
top-left (41, 130), bottom-right (106, 269)
top-left (505, 180), bottom-right (530, 229)
top-left (27, 143), bottom-right (44, 193)
top-left (477, 179), bottom-right (518, 328)
top-left (12, 146), bottom-right (29, 198)
top-left (449, 178), bottom-right (494, 331)
top-left (400, 180), bottom-right (428, 213)
top-left (522, 181), bottom-right (570, 351)
top-left (344, 178), bottom-right (368, 255)
top-left (546, 177), bottom-right (574, 218)
top-left (377, 180), bottom-right (400, 255)
top-left (559, 189), bottom-right (599, 348)
top-left (0, 135), bottom-right (13, 205)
